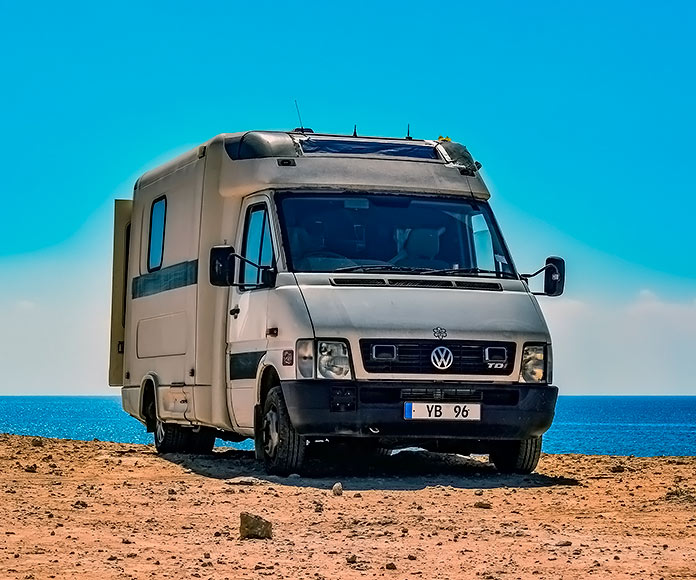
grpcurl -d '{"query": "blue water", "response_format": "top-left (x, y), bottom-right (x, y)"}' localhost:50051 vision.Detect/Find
top-left (0, 396), bottom-right (694, 456)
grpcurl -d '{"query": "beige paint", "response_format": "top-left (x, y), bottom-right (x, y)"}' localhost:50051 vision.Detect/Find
top-left (108, 199), bottom-right (132, 386)
top-left (111, 132), bottom-right (550, 441)
top-left (136, 312), bottom-right (187, 358)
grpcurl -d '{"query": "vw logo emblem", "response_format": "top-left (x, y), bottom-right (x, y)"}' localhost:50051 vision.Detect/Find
top-left (431, 346), bottom-right (454, 370)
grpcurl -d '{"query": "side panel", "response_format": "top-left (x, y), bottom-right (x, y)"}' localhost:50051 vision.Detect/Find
top-left (192, 138), bottom-right (237, 430)
top-left (109, 199), bottom-right (132, 386)
top-left (124, 157), bottom-right (204, 423)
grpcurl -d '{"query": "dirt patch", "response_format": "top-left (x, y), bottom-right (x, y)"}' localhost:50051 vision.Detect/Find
top-left (0, 433), bottom-right (695, 579)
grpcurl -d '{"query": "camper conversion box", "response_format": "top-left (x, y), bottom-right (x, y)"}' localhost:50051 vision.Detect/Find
top-left (109, 130), bottom-right (565, 475)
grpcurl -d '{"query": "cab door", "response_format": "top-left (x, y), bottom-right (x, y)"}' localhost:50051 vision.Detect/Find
top-left (227, 196), bottom-right (276, 429)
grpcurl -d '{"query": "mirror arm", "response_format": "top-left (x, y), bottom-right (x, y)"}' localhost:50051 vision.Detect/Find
top-left (521, 263), bottom-right (557, 281)
top-left (228, 253), bottom-right (276, 288)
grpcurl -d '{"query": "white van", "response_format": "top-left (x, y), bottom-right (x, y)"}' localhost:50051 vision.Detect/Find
top-left (109, 130), bottom-right (565, 475)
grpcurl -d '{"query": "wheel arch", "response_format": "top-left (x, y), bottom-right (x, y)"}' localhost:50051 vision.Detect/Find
top-left (139, 373), bottom-right (160, 432)
top-left (257, 364), bottom-right (281, 407)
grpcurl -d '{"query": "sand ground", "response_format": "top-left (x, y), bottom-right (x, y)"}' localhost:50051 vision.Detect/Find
top-left (0, 433), bottom-right (694, 579)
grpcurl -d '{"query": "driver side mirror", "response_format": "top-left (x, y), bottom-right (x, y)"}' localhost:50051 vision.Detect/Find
top-left (210, 245), bottom-right (236, 286)
top-left (543, 256), bottom-right (565, 297)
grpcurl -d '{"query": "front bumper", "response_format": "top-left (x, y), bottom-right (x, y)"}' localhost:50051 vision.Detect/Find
top-left (281, 380), bottom-right (558, 441)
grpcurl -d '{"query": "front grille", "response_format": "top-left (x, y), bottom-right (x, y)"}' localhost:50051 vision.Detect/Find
top-left (360, 339), bottom-right (516, 375)
top-left (359, 386), bottom-right (519, 406)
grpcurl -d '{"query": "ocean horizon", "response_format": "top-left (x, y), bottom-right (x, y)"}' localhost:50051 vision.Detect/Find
top-left (0, 395), bottom-right (694, 457)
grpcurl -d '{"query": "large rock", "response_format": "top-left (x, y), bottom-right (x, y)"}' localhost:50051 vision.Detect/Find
top-left (239, 512), bottom-right (272, 540)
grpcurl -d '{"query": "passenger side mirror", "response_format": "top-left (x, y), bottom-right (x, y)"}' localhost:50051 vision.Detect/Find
top-left (543, 256), bottom-right (565, 297)
top-left (209, 245), bottom-right (236, 286)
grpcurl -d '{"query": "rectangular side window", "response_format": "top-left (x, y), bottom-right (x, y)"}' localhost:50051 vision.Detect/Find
top-left (148, 196), bottom-right (166, 272)
top-left (241, 204), bottom-right (274, 288)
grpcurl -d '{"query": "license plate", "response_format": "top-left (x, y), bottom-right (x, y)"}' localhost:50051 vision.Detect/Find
top-left (404, 402), bottom-right (481, 421)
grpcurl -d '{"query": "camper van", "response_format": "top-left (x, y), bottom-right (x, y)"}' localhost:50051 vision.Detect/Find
top-left (109, 130), bottom-right (565, 475)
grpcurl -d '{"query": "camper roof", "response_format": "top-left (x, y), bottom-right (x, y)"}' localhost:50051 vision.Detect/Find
top-left (136, 131), bottom-right (485, 197)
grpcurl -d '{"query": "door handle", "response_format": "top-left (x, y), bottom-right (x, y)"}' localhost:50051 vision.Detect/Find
top-left (230, 306), bottom-right (240, 318)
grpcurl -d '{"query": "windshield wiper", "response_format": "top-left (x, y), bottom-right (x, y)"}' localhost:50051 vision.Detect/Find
top-left (333, 264), bottom-right (429, 273)
top-left (422, 267), bottom-right (516, 279)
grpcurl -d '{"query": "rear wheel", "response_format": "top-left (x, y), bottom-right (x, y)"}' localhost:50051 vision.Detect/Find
top-left (490, 436), bottom-right (542, 474)
top-left (259, 386), bottom-right (306, 476)
top-left (154, 420), bottom-right (191, 453)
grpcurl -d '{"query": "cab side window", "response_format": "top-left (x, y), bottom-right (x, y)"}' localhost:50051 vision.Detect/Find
top-left (148, 196), bottom-right (166, 272)
top-left (241, 204), bottom-right (274, 287)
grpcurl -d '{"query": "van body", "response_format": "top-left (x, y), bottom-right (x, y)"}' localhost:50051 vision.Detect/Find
top-left (109, 131), bottom-right (564, 475)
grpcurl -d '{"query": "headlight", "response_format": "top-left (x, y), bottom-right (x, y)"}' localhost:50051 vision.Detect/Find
top-left (520, 344), bottom-right (546, 383)
top-left (317, 341), bottom-right (352, 380)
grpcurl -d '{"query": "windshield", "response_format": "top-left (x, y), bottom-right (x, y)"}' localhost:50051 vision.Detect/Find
top-left (275, 192), bottom-right (517, 278)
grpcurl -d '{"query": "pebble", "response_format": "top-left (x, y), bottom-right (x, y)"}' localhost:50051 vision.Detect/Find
top-left (386, 562), bottom-right (397, 570)
top-left (346, 554), bottom-right (357, 564)
top-left (474, 501), bottom-right (492, 509)
top-left (332, 482), bottom-right (343, 496)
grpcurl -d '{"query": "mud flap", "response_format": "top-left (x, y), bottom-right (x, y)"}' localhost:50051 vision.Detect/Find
top-left (253, 403), bottom-right (264, 461)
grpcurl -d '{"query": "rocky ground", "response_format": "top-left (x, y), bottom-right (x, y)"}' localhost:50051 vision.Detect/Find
top-left (0, 433), bottom-right (695, 579)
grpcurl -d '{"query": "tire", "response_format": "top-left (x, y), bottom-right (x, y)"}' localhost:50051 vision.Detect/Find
top-left (490, 436), bottom-right (542, 474)
top-left (154, 420), bottom-right (191, 454)
top-left (186, 428), bottom-right (216, 454)
top-left (259, 386), bottom-right (306, 476)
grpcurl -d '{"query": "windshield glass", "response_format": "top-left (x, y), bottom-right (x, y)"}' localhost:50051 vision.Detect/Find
top-left (275, 192), bottom-right (517, 278)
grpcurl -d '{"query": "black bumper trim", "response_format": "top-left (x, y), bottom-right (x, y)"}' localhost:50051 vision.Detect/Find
top-left (281, 380), bottom-right (558, 440)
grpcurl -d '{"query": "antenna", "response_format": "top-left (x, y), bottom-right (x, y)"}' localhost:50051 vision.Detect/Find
top-left (406, 123), bottom-right (412, 140)
top-left (294, 100), bottom-right (304, 132)
top-left (353, 124), bottom-right (358, 137)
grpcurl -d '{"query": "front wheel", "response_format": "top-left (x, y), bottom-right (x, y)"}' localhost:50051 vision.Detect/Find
top-left (489, 436), bottom-right (542, 474)
top-left (154, 420), bottom-right (191, 453)
top-left (259, 386), bottom-right (306, 476)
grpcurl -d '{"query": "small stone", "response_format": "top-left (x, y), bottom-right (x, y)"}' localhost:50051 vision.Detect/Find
top-left (168, 489), bottom-right (177, 495)
top-left (556, 540), bottom-right (572, 547)
top-left (122, 538), bottom-right (133, 544)
top-left (407, 554), bottom-right (417, 560)
top-left (354, 492), bottom-right (362, 498)
top-left (23, 464), bottom-right (37, 473)
top-left (332, 482), bottom-right (343, 496)
top-left (386, 562), bottom-right (397, 570)
top-left (474, 501), bottom-right (492, 509)
top-left (610, 465), bottom-right (625, 473)
top-left (474, 490), bottom-right (483, 496)
top-left (107, 555), bottom-right (117, 561)
top-left (346, 554), bottom-right (357, 564)
top-left (239, 512), bottom-right (272, 540)
top-left (226, 476), bottom-right (264, 486)
top-left (30, 439), bottom-right (44, 447)
top-left (313, 500), bottom-right (324, 513)
top-left (72, 500), bottom-right (88, 509)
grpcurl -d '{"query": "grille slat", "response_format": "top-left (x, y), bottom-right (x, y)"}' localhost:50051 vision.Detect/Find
top-left (360, 339), bottom-right (516, 375)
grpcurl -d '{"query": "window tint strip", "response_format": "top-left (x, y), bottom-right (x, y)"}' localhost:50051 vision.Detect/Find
top-left (132, 260), bottom-right (198, 299)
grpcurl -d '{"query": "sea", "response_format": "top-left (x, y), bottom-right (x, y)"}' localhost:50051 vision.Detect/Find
top-left (0, 396), bottom-right (694, 457)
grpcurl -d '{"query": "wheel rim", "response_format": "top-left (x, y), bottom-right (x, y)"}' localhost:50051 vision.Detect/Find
top-left (262, 404), bottom-right (280, 458)
top-left (155, 420), bottom-right (165, 444)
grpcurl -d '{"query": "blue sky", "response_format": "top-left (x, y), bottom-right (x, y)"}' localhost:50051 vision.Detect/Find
top-left (0, 1), bottom-right (694, 394)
